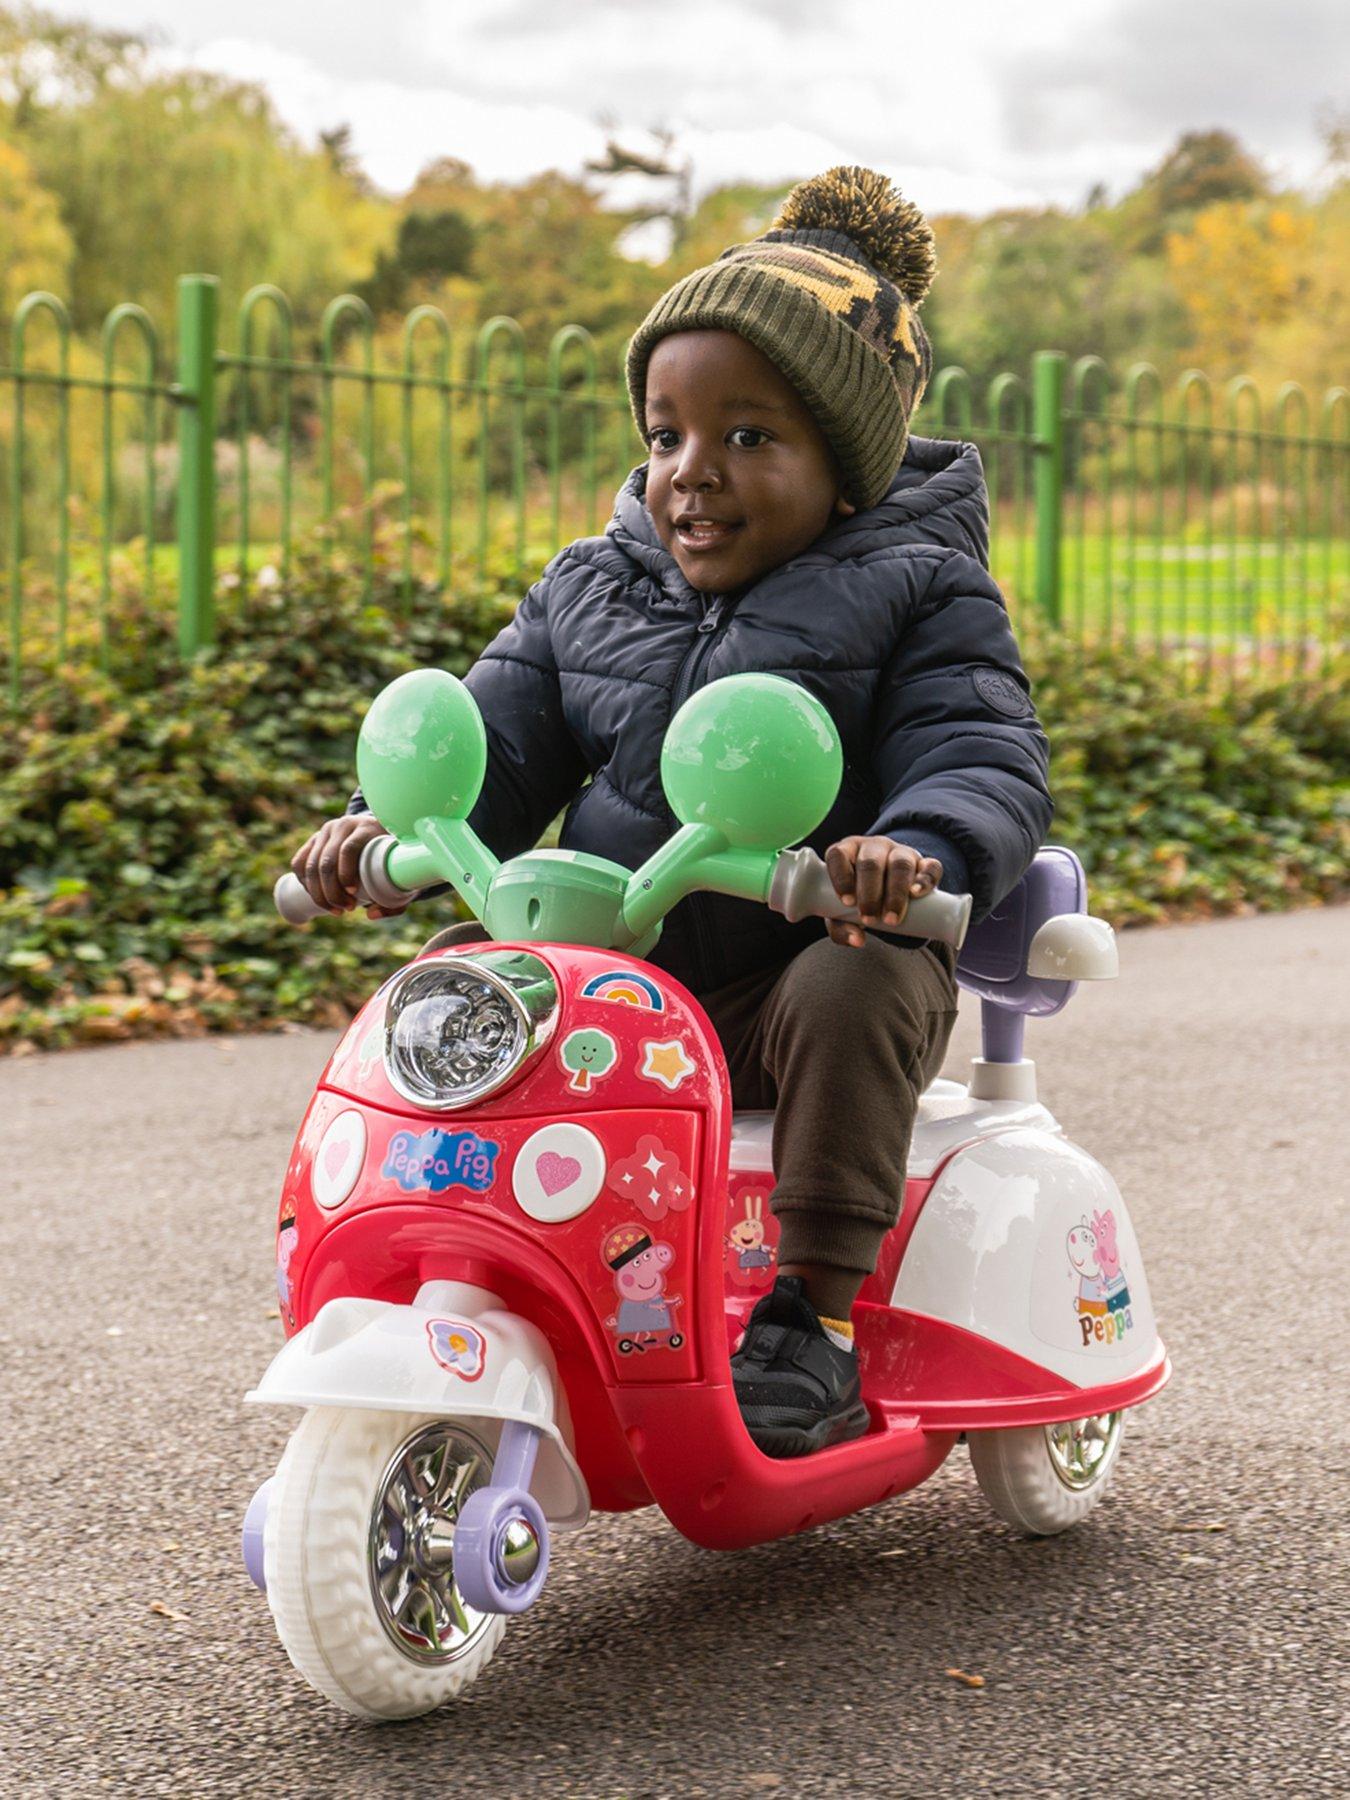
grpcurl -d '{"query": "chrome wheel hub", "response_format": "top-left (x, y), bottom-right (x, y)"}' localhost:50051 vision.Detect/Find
top-left (369, 1423), bottom-right (496, 1663)
top-left (1045, 1412), bottom-right (1123, 1491)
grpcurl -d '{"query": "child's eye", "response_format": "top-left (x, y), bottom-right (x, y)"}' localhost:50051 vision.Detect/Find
top-left (728, 427), bottom-right (769, 449)
top-left (648, 428), bottom-right (679, 452)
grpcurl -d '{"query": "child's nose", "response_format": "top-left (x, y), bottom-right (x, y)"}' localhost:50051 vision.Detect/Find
top-left (673, 442), bottom-right (725, 492)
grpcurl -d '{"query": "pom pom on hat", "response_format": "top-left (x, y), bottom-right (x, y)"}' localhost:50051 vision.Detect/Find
top-left (773, 165), bottom-right (937, 306)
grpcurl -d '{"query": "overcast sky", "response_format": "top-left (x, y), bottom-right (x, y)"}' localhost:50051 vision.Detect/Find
top-left (67, 0), bottom-right (1348, 219)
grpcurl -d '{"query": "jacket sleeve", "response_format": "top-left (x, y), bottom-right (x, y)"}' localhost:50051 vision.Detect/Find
top-left (347, 573), bottom-right (588, 862)
top-left (868, 551), bottom-right (1053, 919)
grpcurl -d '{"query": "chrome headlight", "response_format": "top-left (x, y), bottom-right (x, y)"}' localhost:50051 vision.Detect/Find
top-left (383, 951), bottom-right (558, 1110)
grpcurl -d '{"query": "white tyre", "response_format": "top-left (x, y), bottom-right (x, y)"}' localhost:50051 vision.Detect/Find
top-left (264, 1408), bottom-right (506, 1720)
top-left (968, 1412), bottom-right (1126, 1536)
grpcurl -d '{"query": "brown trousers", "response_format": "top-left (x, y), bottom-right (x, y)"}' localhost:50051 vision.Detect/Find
top-left (701, 934), bottom-right (959, 1287)
top-left (424, 923), bottom-right (958, 1290)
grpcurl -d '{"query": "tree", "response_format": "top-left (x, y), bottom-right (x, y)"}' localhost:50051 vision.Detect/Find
top-left (0, 132), bottom-right (70, 310)
top-left (1114, 129), bottom-right (1269, 256)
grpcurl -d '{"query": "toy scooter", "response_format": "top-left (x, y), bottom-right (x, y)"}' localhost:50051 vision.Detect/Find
top-left (244, 669), bottom-right (1168, 1721)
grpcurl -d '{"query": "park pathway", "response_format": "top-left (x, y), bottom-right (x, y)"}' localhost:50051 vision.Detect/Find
top-left (1, 906), bottom-right (1346, 1798)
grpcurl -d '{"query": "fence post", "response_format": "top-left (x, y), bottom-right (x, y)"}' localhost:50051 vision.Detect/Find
top-left (176, 274), bottom-right (218, 656)
top-left (1033, 349), bottom-right (1066, 626)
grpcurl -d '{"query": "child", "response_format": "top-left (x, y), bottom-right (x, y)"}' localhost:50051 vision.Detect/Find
top-left (292, 167), bottom-right (1052, 1457)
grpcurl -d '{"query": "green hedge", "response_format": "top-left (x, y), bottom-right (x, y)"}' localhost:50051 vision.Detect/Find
top-left (1, 542), bottom-right (1346, 1053)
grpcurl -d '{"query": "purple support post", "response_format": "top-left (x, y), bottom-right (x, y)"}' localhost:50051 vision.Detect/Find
top-left (980, 999), bottom-right (1026, 1066)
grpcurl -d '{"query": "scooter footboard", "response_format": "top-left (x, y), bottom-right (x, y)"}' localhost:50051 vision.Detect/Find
top-left (246, 1279), bottom-right (589, 1528)
top-left (617, 1383), bottom-right (956, 1551)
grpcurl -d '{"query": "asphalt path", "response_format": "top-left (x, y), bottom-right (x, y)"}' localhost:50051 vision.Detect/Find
top-left (1, 906), bottom-right (1346, 1798)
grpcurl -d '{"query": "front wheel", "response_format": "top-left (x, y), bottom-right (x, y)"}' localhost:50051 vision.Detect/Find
top-left (264, 1408), bottom-right (506, 1720)
top-left (968, 1412), bottom-right (1126, 1535)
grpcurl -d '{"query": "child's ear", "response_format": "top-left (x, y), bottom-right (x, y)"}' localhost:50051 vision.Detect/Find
top-left (834, 493), bottom-right (857, 518)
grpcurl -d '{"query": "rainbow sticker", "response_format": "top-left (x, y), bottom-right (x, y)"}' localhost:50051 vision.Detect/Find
top-left (580, 971), bottom-right (666, 1012)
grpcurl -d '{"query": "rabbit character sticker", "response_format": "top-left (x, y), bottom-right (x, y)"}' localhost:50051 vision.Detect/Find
top-left (726, 1187), bottom-right (777, 1288)
top-left (602, 1223), bottom-right (684, 1354)
top-left (1066, 1213), bottom-right (1134, 1347)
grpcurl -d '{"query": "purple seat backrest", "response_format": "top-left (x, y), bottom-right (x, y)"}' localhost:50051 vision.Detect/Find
top-left (956, 844), bottom-right (1087, 1021)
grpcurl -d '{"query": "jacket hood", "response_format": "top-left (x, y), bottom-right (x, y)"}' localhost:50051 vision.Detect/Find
top-left (608, 435), bottom-right (992, 600)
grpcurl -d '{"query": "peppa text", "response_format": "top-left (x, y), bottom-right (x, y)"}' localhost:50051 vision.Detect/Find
top-left (1080, 1308), bottom-right (1134, 1347)
top-left (382, 1129), bottom-right (499, 1195)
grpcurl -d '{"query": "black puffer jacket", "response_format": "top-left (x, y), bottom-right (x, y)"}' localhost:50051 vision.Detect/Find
top-left (354, 436), bottom-right (1052, 995)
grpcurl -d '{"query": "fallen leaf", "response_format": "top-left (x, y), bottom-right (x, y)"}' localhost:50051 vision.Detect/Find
top-left (159, 1541), bottom-right (181, 1553)
top-left (150, 1600), bottom-right (189, 1622)
top-left (946, 1668), bottom-right (985, 1688)
top-left (263, 1307), bottom-right (280, 1319)
top-left (1167, 1521), bottom-right (1227, 1533)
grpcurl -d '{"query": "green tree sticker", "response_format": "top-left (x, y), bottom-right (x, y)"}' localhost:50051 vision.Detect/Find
top-left (560, 1028), bottom-right (618, 1093)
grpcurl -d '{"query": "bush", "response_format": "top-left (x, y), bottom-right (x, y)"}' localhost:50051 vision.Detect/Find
top-left (1, 542), bottom-right (1345, 1053)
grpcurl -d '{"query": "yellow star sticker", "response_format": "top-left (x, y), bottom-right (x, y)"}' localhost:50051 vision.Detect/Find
top-left (639, 1037), bottom-right (696, 1092)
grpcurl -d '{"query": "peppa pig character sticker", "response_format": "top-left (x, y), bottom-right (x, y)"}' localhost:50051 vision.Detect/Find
top-left (276, 1210), bottom-right (299, 1327)
top-left (1066, 1210), bottom-right (1134, 1347)
top-left (559, 1028), bottom-right (618, 1094)
top-left (602, 1223), bottom-right (684, 1354)
top-left (426, 1318), bottom-right (486, 1381)
top-left (726, 1188), bottom-right (776, 1287)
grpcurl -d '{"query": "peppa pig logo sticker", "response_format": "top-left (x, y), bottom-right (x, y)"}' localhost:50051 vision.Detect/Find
top-left (382, 1128), bottom-right (499, 1195)
top-left (606, 1134), bottom-right (693, 1223)
top-left (602, 1223), bottom-right (684, 1355)
top-left (1066, 1210), bottom-right (1134, 1347)
top-left (426, 1318), bottom-right (486, 1381)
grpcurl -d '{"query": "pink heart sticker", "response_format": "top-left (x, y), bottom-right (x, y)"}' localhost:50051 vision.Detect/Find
top-left (536, 1151), bottom-right (581, 1196)
top-left (323, 1138), bottom-right (350, 1179)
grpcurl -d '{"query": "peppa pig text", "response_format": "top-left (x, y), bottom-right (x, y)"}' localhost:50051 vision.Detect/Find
top-left (382, 1129), bottom-right (499, 1195)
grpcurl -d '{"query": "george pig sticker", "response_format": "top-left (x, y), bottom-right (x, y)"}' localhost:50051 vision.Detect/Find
top-left (426, 1318), bottom-right (486, 1381)
top-left (311, 1110), bottom-right (367, 1210)
top-left (512, 1122), bottom-right (607, 1223)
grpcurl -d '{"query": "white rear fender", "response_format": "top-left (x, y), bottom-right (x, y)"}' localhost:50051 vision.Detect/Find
top-left (246, 1280), bottom-right (588, 1528)
top-left (894, 1129), bottom-right (1161, 1388)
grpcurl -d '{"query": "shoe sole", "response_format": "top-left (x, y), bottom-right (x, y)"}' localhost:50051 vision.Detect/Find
top-left (747, 1400), bottom-right (871, 1459)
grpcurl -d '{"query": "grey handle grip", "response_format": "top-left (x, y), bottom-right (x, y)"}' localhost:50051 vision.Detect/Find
top-left (767, 847), bottom-right (971, 949)
top-left (273, 834), bottom-right (411, 924)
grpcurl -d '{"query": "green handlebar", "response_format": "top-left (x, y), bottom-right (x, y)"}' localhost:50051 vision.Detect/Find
top-left (340, 665), bottom-right (969, 952)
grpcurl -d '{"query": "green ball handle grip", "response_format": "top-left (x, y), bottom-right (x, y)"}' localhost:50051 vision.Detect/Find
top-left (356, 667), bottom-right (487, 839)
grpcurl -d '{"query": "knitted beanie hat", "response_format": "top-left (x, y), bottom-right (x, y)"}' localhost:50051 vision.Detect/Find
top-left (626, 165), bottom-right (936, 510)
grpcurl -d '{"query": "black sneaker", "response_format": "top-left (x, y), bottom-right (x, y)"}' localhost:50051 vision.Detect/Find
top-left (731, 1276), bottom-right (870, 1457)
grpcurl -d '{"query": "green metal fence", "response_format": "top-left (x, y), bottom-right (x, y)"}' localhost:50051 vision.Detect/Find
top-left (3, 272), bottom-right (1346, 703)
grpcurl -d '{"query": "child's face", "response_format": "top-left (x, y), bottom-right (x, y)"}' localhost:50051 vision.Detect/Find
top-left (643, 330), bottom-right (855, 594)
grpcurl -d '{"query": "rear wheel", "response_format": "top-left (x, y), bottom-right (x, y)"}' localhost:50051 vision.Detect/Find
top-left (968, 1412), bottom-right (1125, 1535)
top-left (264, 1408), bottom-right (505, 1720)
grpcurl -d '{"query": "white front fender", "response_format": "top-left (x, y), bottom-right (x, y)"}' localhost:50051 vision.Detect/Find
top-left (246, 1280), bottom-right (588, 1528)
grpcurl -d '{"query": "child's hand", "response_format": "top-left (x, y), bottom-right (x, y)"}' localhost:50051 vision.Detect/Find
top-left (823, 836), bottom-right (943, 948)
top-left (291, 814), bottom-right (408, 918)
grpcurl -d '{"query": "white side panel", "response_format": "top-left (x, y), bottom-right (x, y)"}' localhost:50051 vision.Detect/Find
top-left (891, 1128), bottom-right (1160, 1388)
top-left (247, 1283), bottom-right (588, 1527)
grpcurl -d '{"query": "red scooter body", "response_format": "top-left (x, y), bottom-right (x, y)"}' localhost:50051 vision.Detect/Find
top-left (275, 938), bottom-right (1167, 1552)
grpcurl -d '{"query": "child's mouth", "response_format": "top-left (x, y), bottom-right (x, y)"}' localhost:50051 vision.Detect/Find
top-left (674, 516), bottom-right (742, 553)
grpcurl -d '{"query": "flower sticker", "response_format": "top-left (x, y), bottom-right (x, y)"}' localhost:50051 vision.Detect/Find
top-left (606, 1133), bottom-right (694, 1223)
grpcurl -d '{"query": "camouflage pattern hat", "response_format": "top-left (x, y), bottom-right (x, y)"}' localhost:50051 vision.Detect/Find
top-left (626, 165), bottom-right (937, 510)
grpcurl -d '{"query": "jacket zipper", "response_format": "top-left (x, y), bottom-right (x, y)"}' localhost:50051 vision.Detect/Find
top-left (668, 592), bottom-right (736, 991)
